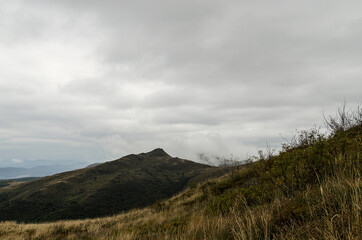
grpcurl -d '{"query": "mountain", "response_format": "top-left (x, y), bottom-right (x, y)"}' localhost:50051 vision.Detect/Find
top-left (0, 148), bottom-right (229, 222)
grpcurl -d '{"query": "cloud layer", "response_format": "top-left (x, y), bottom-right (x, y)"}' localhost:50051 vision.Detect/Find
top-left (0, 0), bottom-right (361, 166)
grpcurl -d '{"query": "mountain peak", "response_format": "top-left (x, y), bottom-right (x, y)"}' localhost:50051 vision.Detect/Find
top-left (145, 148), bottom-right (171, 157)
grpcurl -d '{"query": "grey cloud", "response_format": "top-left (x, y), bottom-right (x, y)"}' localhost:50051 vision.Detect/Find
top-left (0, 0), bottom-right (361, 166)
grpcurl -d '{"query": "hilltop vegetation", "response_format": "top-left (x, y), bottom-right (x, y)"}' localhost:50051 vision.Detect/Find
top-left (0, 106), bottom-right (361, 239)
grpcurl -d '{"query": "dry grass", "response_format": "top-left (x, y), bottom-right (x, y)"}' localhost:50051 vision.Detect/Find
top-left (230, 175), bottom-right (361, 240)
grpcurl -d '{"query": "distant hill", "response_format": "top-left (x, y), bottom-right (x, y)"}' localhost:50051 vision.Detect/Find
top-left (85, 163), bottom-right (101, 168)
top-left (0, 177), bottom-right (41, 189)
top-left (0, 148), bottom-right (229, 222)
top-left (0, 163), bottom-right (87, 179)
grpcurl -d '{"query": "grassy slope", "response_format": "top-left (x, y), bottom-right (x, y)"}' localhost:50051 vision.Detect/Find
top-left (0, 125), bottom-right (360, 239)
top-left (0, 148), bottom-right (229, 222)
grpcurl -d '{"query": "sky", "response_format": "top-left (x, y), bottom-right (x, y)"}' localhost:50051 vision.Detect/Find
top-left (0, 0), bottom-right (361, 167)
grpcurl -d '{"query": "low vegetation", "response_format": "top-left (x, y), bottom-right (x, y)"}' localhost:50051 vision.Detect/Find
top-left (0, 105), bottom-right (361, 239)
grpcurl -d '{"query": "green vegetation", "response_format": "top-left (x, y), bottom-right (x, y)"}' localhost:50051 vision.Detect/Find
top-left (0, 105), bottom-right (360, 239)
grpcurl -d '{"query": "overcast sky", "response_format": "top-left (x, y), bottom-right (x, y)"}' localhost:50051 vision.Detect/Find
top-left (0, 0), bottom-right (361, 167)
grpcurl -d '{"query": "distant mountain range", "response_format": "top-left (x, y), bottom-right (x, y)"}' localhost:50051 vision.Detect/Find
top-left (0, 163), bottom-right (88, 179)
top-left (0, 148), bottom-right (230, 222)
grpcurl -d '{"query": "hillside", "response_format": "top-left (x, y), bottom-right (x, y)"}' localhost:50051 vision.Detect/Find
top-left (0, 121), bottom-right (360, 239)
top-left (0, 148), bottom-right (228, 222)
